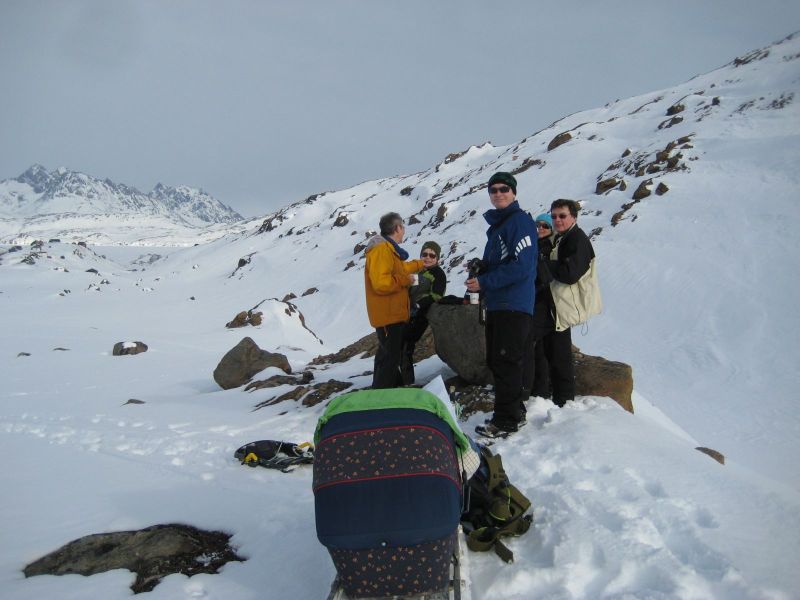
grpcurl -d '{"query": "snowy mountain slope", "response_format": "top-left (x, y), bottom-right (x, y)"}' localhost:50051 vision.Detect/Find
top-left (157, 33), bottom-right (798, 485)
top-left (1, 33), bottom-right (800, 600)
top-left (0, 164), bottom-right (247, 246)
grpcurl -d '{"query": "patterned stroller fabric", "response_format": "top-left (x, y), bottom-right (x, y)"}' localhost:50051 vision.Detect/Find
top-left (313, 389), bottom-right (464, 598)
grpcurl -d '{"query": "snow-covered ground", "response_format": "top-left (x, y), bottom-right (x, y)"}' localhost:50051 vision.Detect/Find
top-left (1, 34), bottom-right (799, 600)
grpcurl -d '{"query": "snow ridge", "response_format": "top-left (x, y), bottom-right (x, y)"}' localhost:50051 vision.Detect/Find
top-left (0, 165), bottom-right (244, 245)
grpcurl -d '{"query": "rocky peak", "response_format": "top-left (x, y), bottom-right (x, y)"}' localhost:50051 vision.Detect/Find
top-left (16, 164), bottom-right (53, 193)
top-left (3, 165), bottom-right (243, 226)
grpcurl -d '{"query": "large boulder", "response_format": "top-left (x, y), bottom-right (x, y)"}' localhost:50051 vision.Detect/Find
top-left (426, 304), bottom-right (493, 384)
top-left (547, 131), bottom-right (572, 151)
top-left (427, 304), bottom-right (634, 412)
top-left (23, 523), bottom-right (242, 594)
top-left (213, 337), bottom-right (291, 390)
top-left (574, 348), bottom-right (634, 413)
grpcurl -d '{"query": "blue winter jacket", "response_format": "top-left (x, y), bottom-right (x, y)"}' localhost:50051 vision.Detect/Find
top-left (477, 201), bottom-right (537, 314)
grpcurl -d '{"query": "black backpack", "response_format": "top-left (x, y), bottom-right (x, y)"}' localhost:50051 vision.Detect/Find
top-left (460, 445), bottom-right (533, 562)
top-left (234, 440), bottom-right (314, 473)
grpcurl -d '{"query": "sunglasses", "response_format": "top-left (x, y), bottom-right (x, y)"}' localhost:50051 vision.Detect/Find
top-left (488, 185), bottom-right (512, 194)
top-left (536, 222), bottom-right (551, 229)
top-left (551, 213), bottom-right (571, 220)
top-left (420, 251), bottom-right (438, 258)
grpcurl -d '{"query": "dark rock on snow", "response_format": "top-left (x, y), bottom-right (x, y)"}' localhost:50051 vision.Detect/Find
top-left (112, 341), bottom-right (148, 356)
top-left (547, 131), bottom-right (572, 151)
top-left (696, 447), bottom-right (725, 465)
top-left (632, 179), bottom-right (653, 201)
top-left (311, 331), bottom-right (379, 365)
top-left (245, 370), bottom-right (314, 391)
top-left (427, 304), bottom-right (494, 384)
top-left (23, 523), bottom-right (243, 594)
top-left (254, 379), bottom-right (353, 409)
top-left (213, 337), bottom-right (291, 390)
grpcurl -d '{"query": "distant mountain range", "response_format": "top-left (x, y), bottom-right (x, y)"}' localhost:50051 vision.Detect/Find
top-left (0, 165), bottom-right (245, 246)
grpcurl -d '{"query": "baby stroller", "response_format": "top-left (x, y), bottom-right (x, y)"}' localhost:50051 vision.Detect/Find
top-left (313, 387), bottom-right (474, 599)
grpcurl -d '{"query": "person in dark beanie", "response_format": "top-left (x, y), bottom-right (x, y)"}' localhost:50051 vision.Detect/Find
top-left (466, 172), bottom-right (538, 438)
top-left (400, 240), bottom-right (447, 384)
top-left (364, 212), bottom-right (425, 388)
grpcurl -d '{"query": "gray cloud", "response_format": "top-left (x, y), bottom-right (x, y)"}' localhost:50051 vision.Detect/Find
top-left (1, 0), bottom-right (798, 217)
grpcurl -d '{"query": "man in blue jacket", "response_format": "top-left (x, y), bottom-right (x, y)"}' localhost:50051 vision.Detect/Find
top-left (466, 172), bottom-right (538, 438)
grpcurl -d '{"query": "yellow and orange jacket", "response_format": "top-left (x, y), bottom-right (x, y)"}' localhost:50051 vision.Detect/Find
top-left (364, 235), bottom-right (424, 328)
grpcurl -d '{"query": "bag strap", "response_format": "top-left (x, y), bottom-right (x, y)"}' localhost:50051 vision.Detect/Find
top-left (465, 449), bottom-right (534, 562)
top-left (465, 513), bottom-right (533, 563)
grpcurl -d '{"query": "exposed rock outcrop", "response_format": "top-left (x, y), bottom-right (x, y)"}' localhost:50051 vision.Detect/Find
top-left (696, 447), bottom-right (725, 465)
top-left (632, 179), bottom-right (653, 201)
top-left (595, 177), bottom-right (625, 195)
top-left (245, 370), bottom-right (313, 391)
top-left (213, 337), bottom-right (291, 390)
top-left (574, 348), bottom-right (634, 413)
top-left (311, 332), bottom-right (379, 365)
top-left (226, 310), bottom-right (263, 328)
top-left (254, 379), bottom-right (352, 409)
top-left (547, 131), bottom-right (572, 151)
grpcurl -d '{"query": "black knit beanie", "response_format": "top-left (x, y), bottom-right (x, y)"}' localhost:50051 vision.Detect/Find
top-left (487, 172), bottom-right (517, 194)
top-left (421, 241), bottom-right (441, 258)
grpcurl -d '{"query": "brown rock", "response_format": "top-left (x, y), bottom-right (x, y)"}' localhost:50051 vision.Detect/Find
top-left (573, 348), bottom-right (634, 413)
top-left (666, 154), bottom-right (683, 169)
top-left (213, 337), bottom-right (291, 390)
top-left (547, 131), bottom-right (572, 151)
top-left (666, 102), bottom-right (685, 116)
top-left (226, 310), bottom-right (263, 328)
top-left (632, 179), bottom-right (653, 201)
top-left (311, 332), bottom-right (379, 365)
top-left (23, 524), bottom-right (243, 594)
top-left (655, 182), bottom-right (670, 196)
top-left (254, 379), bottom-right (353, 408)
top-left (658, 115), bottom-right (684, 130)
top-left (302, 287), bottom-right (319, 297)
top-left (226, 311), bottom-right (248, 328)
top-left (445, 377), bottom-right (495, 418)
top-left (696, 447), bottom-right (725, 465)
top-left (595, 177), bottom-right (622, 195)
top-left (245, 371), bottom-right (314, 391)
top-left (112, 341), bottom-right (148, 356)
top-left (302, 380), bottom-right (353, 406)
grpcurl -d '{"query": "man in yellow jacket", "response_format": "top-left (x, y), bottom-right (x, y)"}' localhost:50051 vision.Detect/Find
top-left (364, 212), bottom-right (424, 388)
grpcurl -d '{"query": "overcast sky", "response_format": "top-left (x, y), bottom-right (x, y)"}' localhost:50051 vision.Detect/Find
top-left (2, 1), bottom-right (798, 217)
